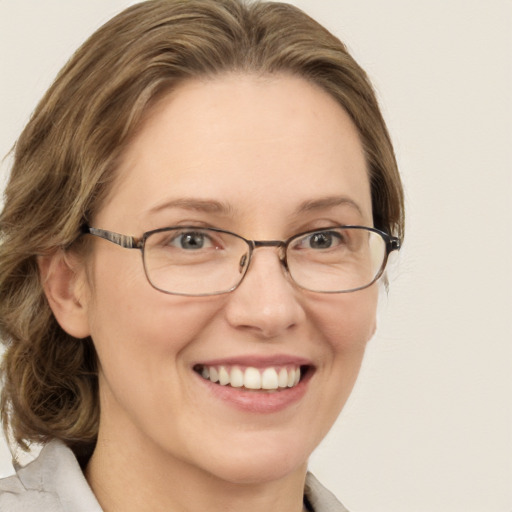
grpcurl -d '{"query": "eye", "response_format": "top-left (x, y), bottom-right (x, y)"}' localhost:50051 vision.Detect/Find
top-left (169, 231), bottom-right (215, 250)
top-left (300, 230), bottom-right (344, 250)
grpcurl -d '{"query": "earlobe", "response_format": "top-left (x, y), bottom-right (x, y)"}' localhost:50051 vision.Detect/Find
top-left (38, 249), bottom-right (91, 339)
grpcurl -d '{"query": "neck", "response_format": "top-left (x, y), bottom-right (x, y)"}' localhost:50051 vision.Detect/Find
top-left (85, 428), bottom-right (308, 512)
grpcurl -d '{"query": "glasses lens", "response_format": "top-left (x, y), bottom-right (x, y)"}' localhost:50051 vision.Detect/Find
top-left (286, 227), bottom-right (387, 292)
top-left (143, 228), bottom-right (249, 295)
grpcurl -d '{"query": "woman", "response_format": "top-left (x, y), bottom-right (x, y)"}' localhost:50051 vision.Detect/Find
top-left (0, 1), bottom-right (403, 511)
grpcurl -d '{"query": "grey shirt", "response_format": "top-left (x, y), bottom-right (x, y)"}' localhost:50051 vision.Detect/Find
top-left (0, 440), bottom-right (349, 511)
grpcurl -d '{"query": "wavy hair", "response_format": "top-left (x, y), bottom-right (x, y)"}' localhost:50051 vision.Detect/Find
top-left (0, 0), bottom-right (404, 459)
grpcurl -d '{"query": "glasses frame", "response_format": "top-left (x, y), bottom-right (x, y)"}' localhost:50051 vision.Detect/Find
top-left (81, 224), bottom-right (401, 296)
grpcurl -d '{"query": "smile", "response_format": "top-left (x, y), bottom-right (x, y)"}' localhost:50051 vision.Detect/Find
top-left (194, 365), bottom-right (304, 391)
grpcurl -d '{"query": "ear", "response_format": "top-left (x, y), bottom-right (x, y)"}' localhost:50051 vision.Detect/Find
top-left (38, 249), bottom-right (91, 339)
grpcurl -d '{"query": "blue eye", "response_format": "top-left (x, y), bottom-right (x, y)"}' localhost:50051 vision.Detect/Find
top-left (303, 231), bottom-right (343, 250)
top-left (171, 231), bottom-right (213, 250)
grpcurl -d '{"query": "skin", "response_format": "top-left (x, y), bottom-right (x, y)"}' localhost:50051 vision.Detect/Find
top-left (45, 73), bottom-right (378, 512)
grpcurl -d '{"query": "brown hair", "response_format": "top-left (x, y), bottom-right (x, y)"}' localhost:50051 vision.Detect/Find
top-left (0, 0), bottom-right (404, 458)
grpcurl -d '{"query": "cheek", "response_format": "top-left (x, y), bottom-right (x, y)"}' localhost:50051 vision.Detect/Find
top-left (84, 249), bottom-right (225, 384)
top-left (87, 288), bottom-right (228, 440)
top-left (89, 290), bottom-right (224, 369)
top-left (310, 285), bottom-right (378, 353)
top-left (307, 286), bottom-right (378, 425)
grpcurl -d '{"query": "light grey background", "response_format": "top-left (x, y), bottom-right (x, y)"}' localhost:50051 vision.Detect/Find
top-left (1, 1), bottom-right (511, 511)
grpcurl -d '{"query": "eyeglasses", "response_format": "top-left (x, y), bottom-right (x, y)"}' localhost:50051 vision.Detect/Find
top-left (82, 225), bottom-right (400, 296)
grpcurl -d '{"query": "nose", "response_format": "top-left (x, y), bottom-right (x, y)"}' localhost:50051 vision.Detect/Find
top-left (224, 247), bottom-right (306, 339)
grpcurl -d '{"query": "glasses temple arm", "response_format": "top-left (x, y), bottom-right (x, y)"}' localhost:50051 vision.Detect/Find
top-left (82, 225), bottom-right (141, 249)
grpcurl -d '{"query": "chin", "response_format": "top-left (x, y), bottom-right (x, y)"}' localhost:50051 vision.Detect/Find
top-left (189, 431), bottom-right (314, 486)
top-left (207, 456), bottom-right (308, 486)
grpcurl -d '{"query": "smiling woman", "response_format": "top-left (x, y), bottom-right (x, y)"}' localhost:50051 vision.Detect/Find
top-left (0, 1), bottom-right (403, 511)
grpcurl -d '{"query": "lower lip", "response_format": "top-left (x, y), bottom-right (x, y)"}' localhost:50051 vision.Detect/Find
top-left (195, 370), bottom-right (311, 413)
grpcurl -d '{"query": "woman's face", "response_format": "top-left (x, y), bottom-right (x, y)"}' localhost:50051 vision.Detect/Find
top-left (78, 74), bottom-right (377, 484)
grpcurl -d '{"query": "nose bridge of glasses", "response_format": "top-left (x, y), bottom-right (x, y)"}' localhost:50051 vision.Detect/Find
top-left (245, 239), bottom-right (288, 269)
top-left (252, 240), bottom-right (284, 249)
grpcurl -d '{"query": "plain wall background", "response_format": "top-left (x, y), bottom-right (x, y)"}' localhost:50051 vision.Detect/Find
top-left (1, 1), bottom-right (511, 511)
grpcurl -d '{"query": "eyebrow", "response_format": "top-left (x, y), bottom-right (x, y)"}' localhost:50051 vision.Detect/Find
top-left (295, 196), bottom-right (364, 216)
top-left (147, 198), bottom-right (235, 216)
top-left (147, 195), bottom-right (363, 219)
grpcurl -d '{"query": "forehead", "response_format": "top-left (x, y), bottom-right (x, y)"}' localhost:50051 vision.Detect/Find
top-left (99, 73), bottom-right (372, 232)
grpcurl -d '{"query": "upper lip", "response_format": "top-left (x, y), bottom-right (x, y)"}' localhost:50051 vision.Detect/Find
top-left (193, 354), bottom-right (313, 368)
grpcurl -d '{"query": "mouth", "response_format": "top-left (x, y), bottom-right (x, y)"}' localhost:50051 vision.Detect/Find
top-left (193, 364), bottom-right (311, 392)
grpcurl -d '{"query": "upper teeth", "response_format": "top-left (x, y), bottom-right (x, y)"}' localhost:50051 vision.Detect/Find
top-left (199, 365), bottom-right (301, 390)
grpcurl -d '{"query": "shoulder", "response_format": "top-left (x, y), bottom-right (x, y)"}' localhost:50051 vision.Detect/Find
top-left (305, 472), bottom-right (350, 512)
top-left (0, 440), bottom-right (102, 512)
